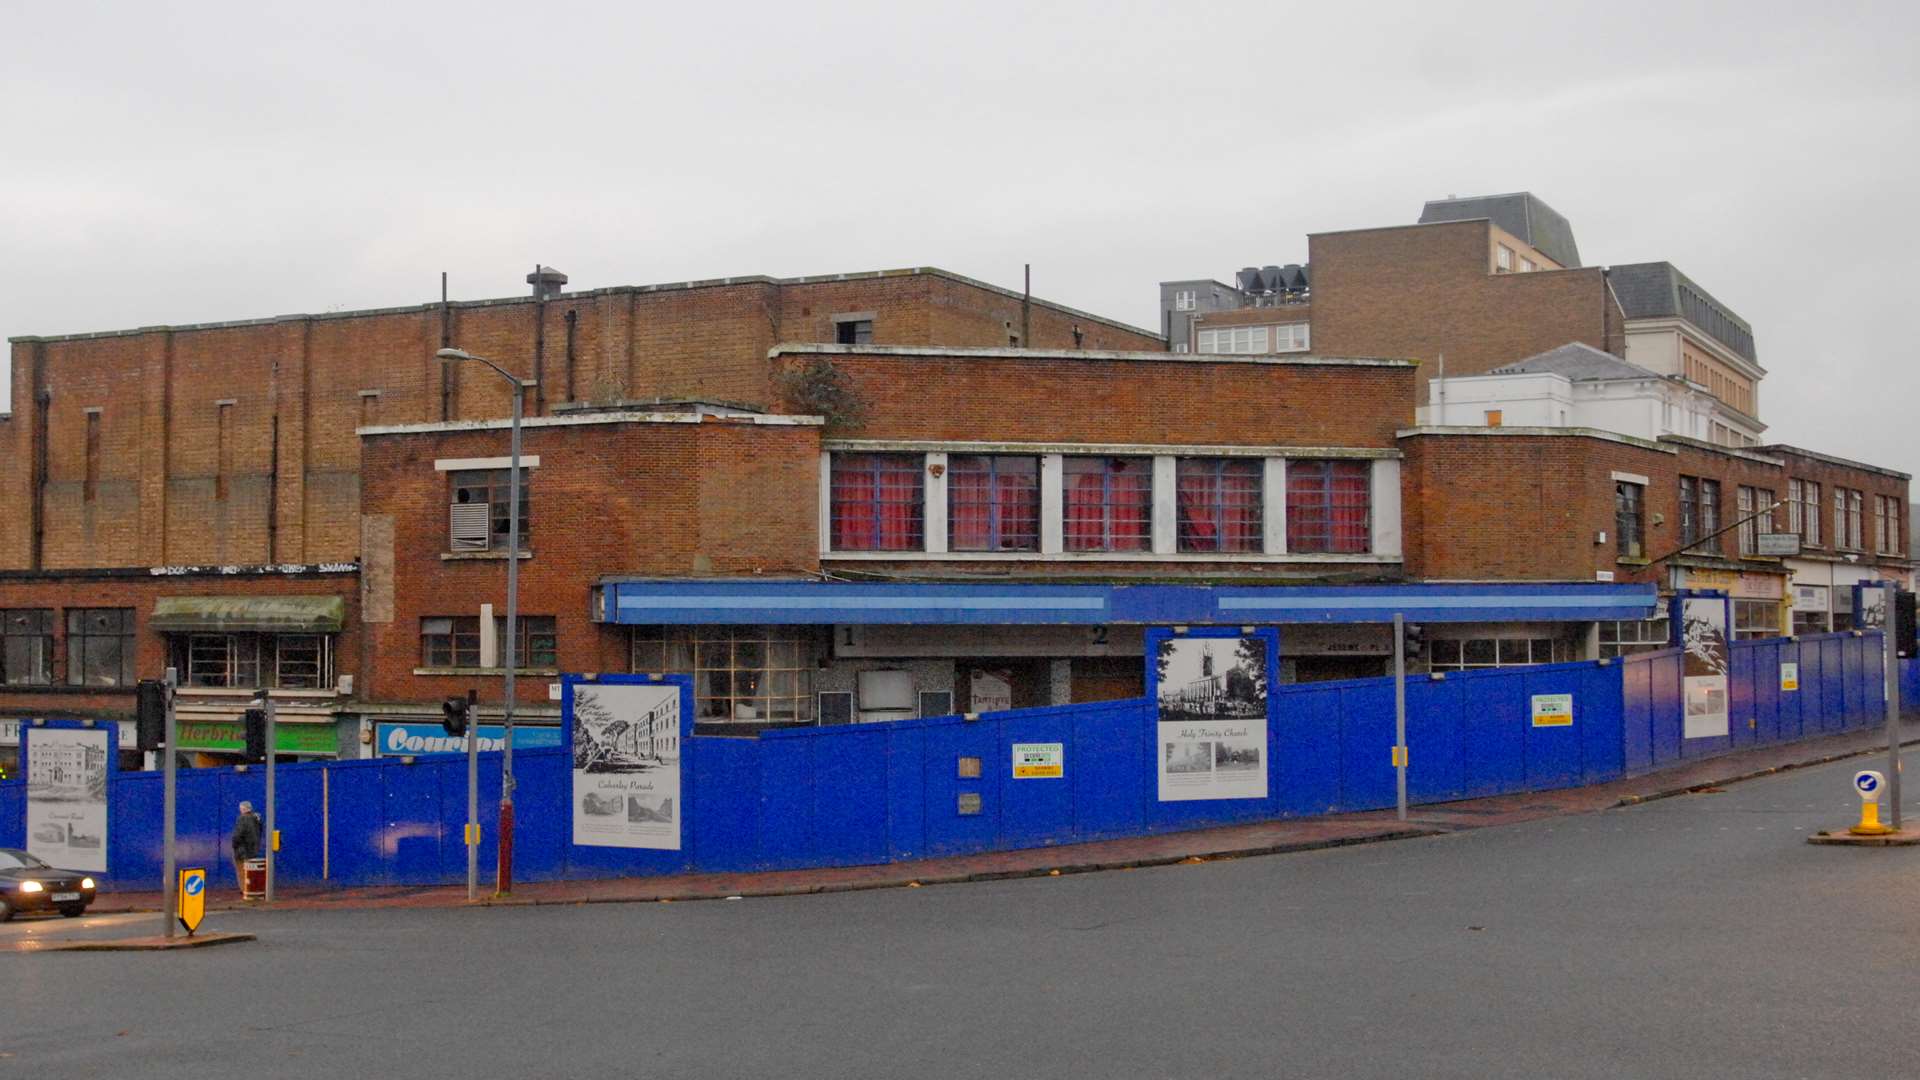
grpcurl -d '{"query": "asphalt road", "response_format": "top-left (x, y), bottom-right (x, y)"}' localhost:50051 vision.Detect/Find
top-left (5, 755), bottom-right (1918, 1080)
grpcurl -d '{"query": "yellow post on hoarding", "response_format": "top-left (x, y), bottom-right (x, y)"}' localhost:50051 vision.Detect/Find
top-left (178, 867), bottom-right (207, 935)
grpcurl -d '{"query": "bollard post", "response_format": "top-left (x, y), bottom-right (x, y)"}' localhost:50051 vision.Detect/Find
top-left (1884, 582), bottom-right (1902, 830)
top-left (161, 667), bottom-right (178, 939)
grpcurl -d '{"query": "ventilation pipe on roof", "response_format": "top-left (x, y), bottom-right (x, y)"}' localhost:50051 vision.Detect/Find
top-left (527, 265), bottom-right (568, 301)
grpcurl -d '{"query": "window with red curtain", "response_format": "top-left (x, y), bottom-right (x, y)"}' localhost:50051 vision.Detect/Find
top-left (949, 455), bottom-right (1039, 551)
top-left (1286, 459), bottom-right (1371, 554)
top-left (1064, 457), bottom-right (1152, 552)
top-left (830, 453), bottom-right (923, 551)
top-left (1176, 458), bottom-right (1262, 553)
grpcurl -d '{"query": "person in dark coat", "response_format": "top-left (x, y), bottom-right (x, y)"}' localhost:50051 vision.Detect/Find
top-left (230, 801), bottom-right (262, 891)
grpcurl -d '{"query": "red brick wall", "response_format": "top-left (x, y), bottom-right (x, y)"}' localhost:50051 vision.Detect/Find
top-left (356, 417), bottom-right (820, 707)
top-left (1399, 431), bottom-right (1676, 582)
top-left (3, 270), bottom-right (1150, 573)
top-left (781, 350), bottom-right (1416, 448)
top-left (0, 571), bottom-right (359, 720)
top-left (1667, 442), bottom-right (1786, 560)
top-left (1309, 221), bottom-right (1625, 403)
top-left (1765, 448), bottom-right (1911, 559)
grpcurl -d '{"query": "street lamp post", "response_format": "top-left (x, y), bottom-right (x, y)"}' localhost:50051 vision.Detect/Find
top-left (436, 347), bottom-right (532, 895)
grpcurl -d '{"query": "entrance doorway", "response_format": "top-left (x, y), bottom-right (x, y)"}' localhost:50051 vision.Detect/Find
top-left (1070, 656), bottom-right (1146, 702)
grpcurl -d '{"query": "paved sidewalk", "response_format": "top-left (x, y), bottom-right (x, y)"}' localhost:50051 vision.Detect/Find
top-left (86, 718), bottom-right (1919, 915)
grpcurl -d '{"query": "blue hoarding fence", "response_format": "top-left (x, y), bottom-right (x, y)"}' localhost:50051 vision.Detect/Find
top-left (0, 631), bottom-right (1907, 891)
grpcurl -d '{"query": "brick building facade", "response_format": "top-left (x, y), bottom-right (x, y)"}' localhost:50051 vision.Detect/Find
top-left (0, 220), bottom-right (1907, 766)
top-left (2, 268), bottom-right (1160, 574)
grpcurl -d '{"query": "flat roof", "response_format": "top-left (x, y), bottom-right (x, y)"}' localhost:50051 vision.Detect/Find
top-left (359, 410), bottom-right (823, 438)
top-left (1760, 444), bottom-right (1911, 482)
top-left (9, 266), bottom-right (1159, 345)
top-left (774, 343), bottom-right (1416, 369)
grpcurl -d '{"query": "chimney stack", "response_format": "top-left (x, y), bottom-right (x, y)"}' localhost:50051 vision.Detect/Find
top-left (527, 265), bottom-right (569, 300)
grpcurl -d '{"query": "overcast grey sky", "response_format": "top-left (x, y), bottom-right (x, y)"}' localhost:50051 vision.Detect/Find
top-left (4, 1), bottom-right (1916, 473)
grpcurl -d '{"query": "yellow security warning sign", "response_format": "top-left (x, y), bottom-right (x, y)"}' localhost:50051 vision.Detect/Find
top-left (178, 867), bottom-right (207, 935)
top-left (1011, 743), bottom-right (1064, 779)
top-left (1530, 693), bottom-right (1574, 728)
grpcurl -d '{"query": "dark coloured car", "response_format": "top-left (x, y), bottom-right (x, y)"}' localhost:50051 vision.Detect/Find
top-left (0, 848), bottom-right (97, 921)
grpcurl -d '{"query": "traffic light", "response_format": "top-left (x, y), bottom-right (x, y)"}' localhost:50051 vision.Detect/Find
top-left (1402, 621), bottom-right (1426, 660)
top-left (1897, 590), bottom-right (1917, 660)
top-left (242, 707), bottom-right (269, 763)
top-left (441, 695), bottom-right (470, 737)
top-left (136, 679), bottom-right (168, 751)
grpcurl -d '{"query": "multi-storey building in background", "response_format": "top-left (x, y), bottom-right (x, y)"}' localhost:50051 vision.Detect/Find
top-left (0, 192), bottom-right (1906, 777)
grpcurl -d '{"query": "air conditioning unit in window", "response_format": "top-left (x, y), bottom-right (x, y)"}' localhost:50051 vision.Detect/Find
top-left (450, 503), bottom-right (490, 551)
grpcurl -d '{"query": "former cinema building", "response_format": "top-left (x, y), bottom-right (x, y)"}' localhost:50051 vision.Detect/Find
top-left (1, 196), bottom-right (1909, 768)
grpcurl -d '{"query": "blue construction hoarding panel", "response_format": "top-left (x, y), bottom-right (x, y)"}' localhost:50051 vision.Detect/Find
top-left (1517, 666), bottom-right (1580, 790)
top-left (1573, 663), bottom-right (1621, 784)
top-left (3, 628), bottom-right (1907, 892)
top-left (1404, 676), bottom-right (1464, 804)
top-left (1459, 670), bottom-right (1527, 798)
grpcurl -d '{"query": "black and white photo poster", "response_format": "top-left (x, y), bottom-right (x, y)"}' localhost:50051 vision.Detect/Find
top-left (1680, 595), bottom-right (1730, 739)
top-left (25, 727), bottom-right (109, 872)
top-left (1153, 633), bottom-right (1270, 802)
top-left (571, 682), bottom-right (682, 850)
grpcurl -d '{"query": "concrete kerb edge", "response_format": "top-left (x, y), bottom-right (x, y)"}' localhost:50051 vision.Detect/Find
top-left (456, 826), bottom-right (1447, 910)
top-left (1613, 734), bottom-right (1920, 808)
top-left (45, 932), bottom-right (257, 952)
top-left (78, 729), bottom-right (1912, 916)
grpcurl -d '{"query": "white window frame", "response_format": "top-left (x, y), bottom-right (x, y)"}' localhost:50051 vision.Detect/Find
top-left (1173, 289), bottom-right (1197, 312)
top-left (1496, 244), bottom-right (1514, 271)
top-left (820, 447), bottom-right (1400, 564)
top-left (1195, 326), bottom-right (1270, 355)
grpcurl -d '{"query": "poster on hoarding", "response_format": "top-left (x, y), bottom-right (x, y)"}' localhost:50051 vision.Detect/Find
top-left (571, 682), bottom-right (683, 851)
top-left (1780, 662), bottom-right (1800, 692)
top-left (1152, 632), bottom-right (1271, 802)
top-left (25, 726), bottom-right (110, 873)
top-left (1011, 743), bottom-right (1064, 779)
top-left (1680, 595), bottom-right (1730, 739)
top-left (1530, 694), bottom-right (1574, 728)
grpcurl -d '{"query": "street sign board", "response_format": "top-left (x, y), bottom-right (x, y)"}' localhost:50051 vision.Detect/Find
top-left (178, 867), bottom-right (206, 934)
top-left (1756, 533), bottom-right (1801, 557)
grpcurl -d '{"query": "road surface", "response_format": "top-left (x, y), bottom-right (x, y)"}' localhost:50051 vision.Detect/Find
top-left (5, 755), bottom-right (1916, 1079)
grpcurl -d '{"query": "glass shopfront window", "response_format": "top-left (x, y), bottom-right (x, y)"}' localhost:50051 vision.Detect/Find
top-left (631, 625), bottom-right (820, 725)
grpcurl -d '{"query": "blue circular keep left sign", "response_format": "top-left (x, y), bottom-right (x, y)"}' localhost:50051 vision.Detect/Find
top-left (184, 875), bottom-right (205, 896)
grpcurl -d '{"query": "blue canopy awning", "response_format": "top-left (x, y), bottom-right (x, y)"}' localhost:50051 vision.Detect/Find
top-left (595, 580), bottom-right (1657, 626)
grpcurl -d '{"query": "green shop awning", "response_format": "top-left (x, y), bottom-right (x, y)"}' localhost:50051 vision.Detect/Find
top-left (151, 596), bottom-right (346, 634)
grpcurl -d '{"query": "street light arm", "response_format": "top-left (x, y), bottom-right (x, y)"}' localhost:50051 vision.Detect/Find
top-left (436, 347), bottom-right (537, 390)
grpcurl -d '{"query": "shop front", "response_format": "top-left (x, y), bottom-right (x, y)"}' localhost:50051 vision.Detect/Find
top-left (594, 579), bottom-right (1657, 731)
top-left (172, 710), bottom-right (347, 765)
top-left (1674, 566), bottom-right (1787, 640)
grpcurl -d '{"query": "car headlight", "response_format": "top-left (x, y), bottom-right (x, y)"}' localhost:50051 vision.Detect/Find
top-left (19, 880), bottom-right (43, 893)
top-left (81, 878), bottom-right (96, 890)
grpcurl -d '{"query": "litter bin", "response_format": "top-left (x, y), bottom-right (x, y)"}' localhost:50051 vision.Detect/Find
top-left (242, 858), bottom-right (267, 900)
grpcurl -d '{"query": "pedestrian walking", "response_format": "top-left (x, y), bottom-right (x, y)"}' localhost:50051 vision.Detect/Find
top-left (230, 800), bottom-right (262, 892)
